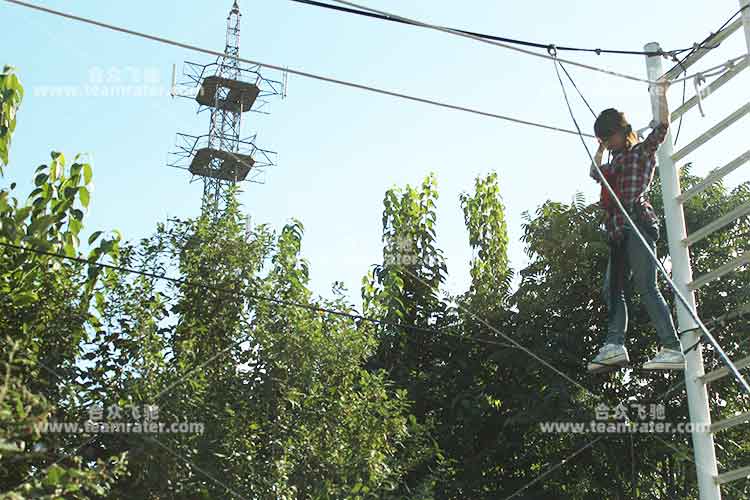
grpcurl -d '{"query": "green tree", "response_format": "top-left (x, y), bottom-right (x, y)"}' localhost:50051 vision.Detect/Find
top-left (75, 191), bottom-right (428, 499)
top-left (0, 66), bottom-right (23, 172)
top-left (4, 61), bottom-right (748, 499)
top-left (486, 166), bottom-right (750, 499)
top-left (361, 167), bottom-right (749, 499)
top-left (0, 67), bottom-right (127, 499)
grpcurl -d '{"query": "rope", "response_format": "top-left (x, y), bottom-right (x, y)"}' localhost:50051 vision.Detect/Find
top-left (1, 0), bottom-right (593, 138)
top-left (671, 54), bottom-right (689, 146)
top-left (289, 0), bottom-right (697, 57)
top-left (557, 60), bottom-right (598, 118)
top-left (330, 0), bottom-right (748, 86)
top-left (550, 53), bottom-right (750, 396)
top-left (0, 241), bottom-right (519, 349)
top-left (683, 336), bottom-right (706, 355)
top-left (630, 433), bottom-right (637, 497)
top-left (664, 3), bottom-right (750, 77)
top-left (4, 238), bottom-right (620, 411)
top-left (4, 0), bottom-right (743, 135)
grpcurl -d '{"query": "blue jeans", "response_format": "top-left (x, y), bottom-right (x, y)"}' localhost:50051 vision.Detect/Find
top-left (602, 223), bottom-right (682, 351)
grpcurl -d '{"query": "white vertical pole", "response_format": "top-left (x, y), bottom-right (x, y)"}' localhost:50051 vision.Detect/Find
top-left (741, 0), bottom-right (750, 55)
top-left (644, 42), bottom-right (721, 500)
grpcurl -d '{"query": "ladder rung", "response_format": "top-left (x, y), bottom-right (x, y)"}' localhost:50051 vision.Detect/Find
top-left (672, 57), bottom-right (750, 122)
top-left (701, 355), bottom-right (750, 384)
top-left (671, 102), bottom-right (750, 163)
top-left (716, 465), bottom-right (750, 485)
top-left (706, 303), bottom-right (750, 328)
top-left (678, 150), bottom-right (750, 204)
top-left (684, 202), bottom-right (750, 247)
top-left (688, 251), bottom-right (750, 290)
top-left (710, 411), bottom-right (750, 433)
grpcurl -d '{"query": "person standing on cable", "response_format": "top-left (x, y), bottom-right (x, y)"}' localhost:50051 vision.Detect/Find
top-left (587, 81), bottom-right (685, 372)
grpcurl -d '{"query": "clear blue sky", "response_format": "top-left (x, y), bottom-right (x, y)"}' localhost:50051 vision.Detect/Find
top-left (2, 0), bottom-right (749, 305)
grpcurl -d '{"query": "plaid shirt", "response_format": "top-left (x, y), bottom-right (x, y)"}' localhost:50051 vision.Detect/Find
top-left (590, 122), bottom-right (668, 242)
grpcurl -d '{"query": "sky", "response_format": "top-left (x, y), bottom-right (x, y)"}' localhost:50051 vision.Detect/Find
top-left (2, 0), bottom-right (749, 307)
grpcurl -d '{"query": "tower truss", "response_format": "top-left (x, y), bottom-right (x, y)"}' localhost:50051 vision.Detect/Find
top-left (168, 1), bottom-right (284, 215)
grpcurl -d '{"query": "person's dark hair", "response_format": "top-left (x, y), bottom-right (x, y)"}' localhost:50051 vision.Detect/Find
top-left (594, 108), bottom-right (637, 147)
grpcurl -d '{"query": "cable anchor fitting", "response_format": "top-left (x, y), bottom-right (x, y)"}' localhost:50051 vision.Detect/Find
top-left (694, 73), bottom-right (707, 118)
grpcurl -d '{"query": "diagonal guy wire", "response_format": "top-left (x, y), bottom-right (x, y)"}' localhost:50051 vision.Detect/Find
top-left (145, 435), bottom-right (252, 500)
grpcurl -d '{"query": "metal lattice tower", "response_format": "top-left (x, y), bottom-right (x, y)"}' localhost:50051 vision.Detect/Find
top-left (203, 0), bottom-right (243, 211)
top-left (169, 1), bottom-right (284, 216)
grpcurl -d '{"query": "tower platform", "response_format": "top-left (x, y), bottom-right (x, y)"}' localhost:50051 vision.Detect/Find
top-left (188, 147), bottom-right (255, 181)
top-left (196, 76), bottom-right (260, 112)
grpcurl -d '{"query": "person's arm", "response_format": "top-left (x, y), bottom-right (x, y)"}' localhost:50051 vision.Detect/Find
top-left (641, 78), bottom-right (671, 155)
top-left (590, 141), bottom-right (607, 183)
top-left (655, 78), bottom-right (670, 126)
top-left (641, 122), bottom-right (668, 156)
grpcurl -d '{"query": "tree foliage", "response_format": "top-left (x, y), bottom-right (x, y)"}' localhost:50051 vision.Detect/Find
top-left (0, 70), bottom-right (127, 499)
top-left (0, 66), bottom-right (23, 171)
top-left (2, 66), bottom-right (749, 499)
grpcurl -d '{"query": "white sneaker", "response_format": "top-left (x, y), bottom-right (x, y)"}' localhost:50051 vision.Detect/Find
top-left (587, 343), bottom-right (629, 372)
top-left (642, 348), bottom-right (685, 370)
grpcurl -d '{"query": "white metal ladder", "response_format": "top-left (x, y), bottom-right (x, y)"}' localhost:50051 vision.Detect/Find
top-left (645, 3), bottom-right (750, 498)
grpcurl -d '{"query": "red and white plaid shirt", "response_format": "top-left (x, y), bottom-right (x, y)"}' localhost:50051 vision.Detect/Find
top-left (590, 122), bottom-right (669, 242)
